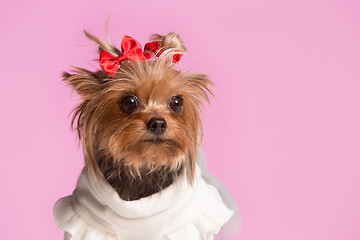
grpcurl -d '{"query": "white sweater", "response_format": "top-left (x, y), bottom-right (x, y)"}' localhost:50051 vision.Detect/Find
top-left (54, 165), bottom-right (234, 240)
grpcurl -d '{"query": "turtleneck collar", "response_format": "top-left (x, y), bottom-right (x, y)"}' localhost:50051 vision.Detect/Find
top-left (54, 165), bottom-right (233, 240)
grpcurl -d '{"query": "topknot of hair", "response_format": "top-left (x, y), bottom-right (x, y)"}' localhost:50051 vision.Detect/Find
top-left (149, 32), bottom-right (187, 53)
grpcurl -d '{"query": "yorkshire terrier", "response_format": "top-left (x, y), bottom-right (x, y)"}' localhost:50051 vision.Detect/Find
top-left (54, 30), bottom-right (236, 240)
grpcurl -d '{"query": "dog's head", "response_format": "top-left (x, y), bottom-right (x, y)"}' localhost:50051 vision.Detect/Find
top-left (64, 31), bottom-right (213, 183)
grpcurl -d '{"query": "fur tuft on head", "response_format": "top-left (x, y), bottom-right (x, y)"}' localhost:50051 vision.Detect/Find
top-left (149, 32), bottom-right (187, 53)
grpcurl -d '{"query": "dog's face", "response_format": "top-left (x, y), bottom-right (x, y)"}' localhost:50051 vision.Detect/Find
top-left (65, 58), bottom-right (212, 183)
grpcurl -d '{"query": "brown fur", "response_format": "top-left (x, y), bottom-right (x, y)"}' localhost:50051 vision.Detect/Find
top-left (63, 32), bottom-right (213, 200)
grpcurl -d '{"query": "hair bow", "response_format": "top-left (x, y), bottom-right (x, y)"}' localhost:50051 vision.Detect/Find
top-left (144, 41), bottom-right (182, 63)
top-left (100, 35), bottom-right (146, 77)
top-left (100, 36), bottom-right (182, 77)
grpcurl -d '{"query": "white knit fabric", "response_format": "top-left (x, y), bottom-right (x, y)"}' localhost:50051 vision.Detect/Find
top-left (53, 165), bottom-right (233, 240)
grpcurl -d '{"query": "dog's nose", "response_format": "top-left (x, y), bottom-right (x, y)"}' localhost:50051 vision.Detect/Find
top-left (147, 118), bottom-right (167, 135)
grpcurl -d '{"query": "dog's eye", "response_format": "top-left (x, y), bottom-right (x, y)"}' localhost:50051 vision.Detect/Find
top-left (120, 95), bottom-right (139, 114)
top-left (169, 96), bottom-right (183, 113)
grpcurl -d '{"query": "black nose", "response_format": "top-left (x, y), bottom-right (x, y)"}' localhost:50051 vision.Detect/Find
top-left (147, 118), bottom-right (167, 135)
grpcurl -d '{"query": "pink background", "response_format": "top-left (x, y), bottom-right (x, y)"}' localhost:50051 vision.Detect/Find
top-left (1, 0), bottom-right (360, 239)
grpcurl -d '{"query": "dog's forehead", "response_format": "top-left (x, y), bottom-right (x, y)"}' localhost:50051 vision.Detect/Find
top-left (132, 68), bottom-right (184, 103)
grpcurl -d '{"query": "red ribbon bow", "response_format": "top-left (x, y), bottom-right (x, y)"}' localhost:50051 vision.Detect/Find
top-left (100, 35), bottom-right (146, 77)
top-left (144, 41), bottom-right (182, 63)
top-left (100, 36), bottom-right (182, 77)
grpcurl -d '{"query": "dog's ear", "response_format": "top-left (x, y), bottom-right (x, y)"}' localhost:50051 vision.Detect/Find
top-left (62, 68), bottom-right (106, 99)
top-left (63, 30), bottom-right (118, 99)
top-left (182, 73), bottom-right (214, 106)
top-left (180, 73), bottom-right (214, 184)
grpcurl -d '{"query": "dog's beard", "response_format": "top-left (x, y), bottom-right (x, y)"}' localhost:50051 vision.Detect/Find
top-left (122, 139), bottom-right (186, 170)
top-left (95, 142), bottom-right (186, 201)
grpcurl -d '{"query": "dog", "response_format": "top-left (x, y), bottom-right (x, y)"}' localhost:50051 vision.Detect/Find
top-left (54, 30), bottom-right (237, 240)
